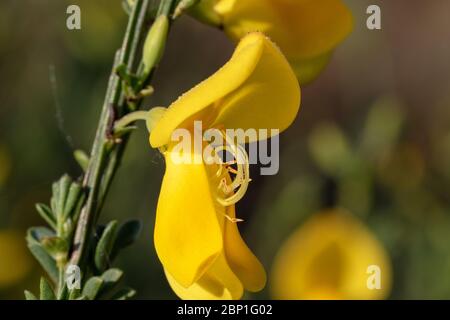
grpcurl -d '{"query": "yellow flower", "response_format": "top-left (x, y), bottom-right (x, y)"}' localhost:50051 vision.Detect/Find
top-left (148, 32), bottom-right (301, 299)
top-left (200, 0), bottom-right (353, 84)
top-left (0, 230), bottom-right (33, 289)
top-left (271, 209), bottom-right (392, 300)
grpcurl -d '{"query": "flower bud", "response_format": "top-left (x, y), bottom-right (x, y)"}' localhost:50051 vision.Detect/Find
top-left (142, 15), bottom-right (169, 75)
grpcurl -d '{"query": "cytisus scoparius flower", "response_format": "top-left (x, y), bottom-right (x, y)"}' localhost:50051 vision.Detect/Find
top-left (145, 32), bottom-right (301, 299)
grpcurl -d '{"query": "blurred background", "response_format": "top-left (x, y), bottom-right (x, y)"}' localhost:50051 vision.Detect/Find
top-left (1, 0), bottom-right (450, 299)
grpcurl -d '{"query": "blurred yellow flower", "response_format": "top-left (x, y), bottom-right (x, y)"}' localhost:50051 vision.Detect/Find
top-left (149, 32), bottom-right (301, 299)
top-left (271, 209), bottom-right (392, 299)
top-left (0, 230), bottom-right (33, 289)
top-left (202, 0), bottom-right (353, 84)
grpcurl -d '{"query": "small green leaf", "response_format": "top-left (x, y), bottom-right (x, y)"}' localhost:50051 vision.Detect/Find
top-left (28, 244), bottom-right (58, 283)
top-left (27, 226), bottom-right (55, 243)
top-left (68, 288), bottom-right (81, 300)
top-left (116, 64), bottom-right (139, 87)
top-left (40, 277), bottom-right (56, 300)
top-left (101, 268), bottom-right (123, 284)
top-left (27, 227), bottom-right (58, 282)
top-left (111, 220), bottom-right (142, 260)
top-left (50, 198), bottom-right (57, 218)
top-left (82, 277), bottom-right (104, 300)
top-left (57, 175), bottom-right (72, 222)
top-left (112, 287), bottom-right (136, 300)
top-left (63, 182), bottom-right (82, 220)
top-left (98, 269), bottom-right (124, 300)
top-left (24, 290), bottom-right (38, 300)
top-left (95, 220), bottom-right (119, 271)
top-left (35, 203), bottom-right (57, 230)
top-left (51, 181), bottom-right (59, 214)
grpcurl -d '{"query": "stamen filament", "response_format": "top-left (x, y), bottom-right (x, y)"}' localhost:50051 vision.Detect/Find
top-left (214, 131), bottom-right (251, 207)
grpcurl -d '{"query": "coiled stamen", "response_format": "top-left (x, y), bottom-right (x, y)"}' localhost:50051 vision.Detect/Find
top-left (213, 131), bottom-right (251, 208)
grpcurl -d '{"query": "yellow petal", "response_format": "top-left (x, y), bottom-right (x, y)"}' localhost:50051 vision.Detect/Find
top-left (211, 33), bottom-right (300, 136)
top-left (215, 0), bottom-right (352, 83)
top-left (271, 209), bottom-right (392, 300)
top-left (224, 206), bottom-right (266, 292)
top-left (150, 32), bottom-right (300, 147)
top-left (154, 147), bottom-right (225, 288)
top-left (150, 33), bottom-right (263, 148)
top-left (216, 0), bottom-right (353, 59)
top-left (165, 253), bottom-right (244, 300)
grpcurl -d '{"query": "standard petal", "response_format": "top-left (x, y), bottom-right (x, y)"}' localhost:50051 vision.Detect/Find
top-left (154, 148), bottom-right (225, 288)
top-left (165, 254), bottom-right (244, 300)
top-left (149, 32), bottom-right (265, 148)
top-left (223, 206), bottom-right (267, 292)
top-left (211, 33), bottom-right (301, 137)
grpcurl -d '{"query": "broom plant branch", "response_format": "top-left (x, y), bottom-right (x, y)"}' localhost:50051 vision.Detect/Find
top-left (69, 0), bottom-right (151, 269)
top-left (27, 0), bottom-right (178, 300)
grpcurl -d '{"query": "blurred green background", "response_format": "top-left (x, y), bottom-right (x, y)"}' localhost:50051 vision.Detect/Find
top-left (2, 0), bottom-right (450, 299)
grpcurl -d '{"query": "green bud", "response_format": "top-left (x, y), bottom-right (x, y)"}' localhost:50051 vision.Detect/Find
top-left (142, 15), bottom-right (169, 75)
top-left (74, 149), bottom-right (90, 172)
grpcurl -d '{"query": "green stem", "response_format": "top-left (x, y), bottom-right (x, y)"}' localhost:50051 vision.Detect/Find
top-left (67, 0), bottom-right (176, 292)
top-left (96, 0), bottom-right (176, 210)
top-left (69, 0), bottom-right (150, 269)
